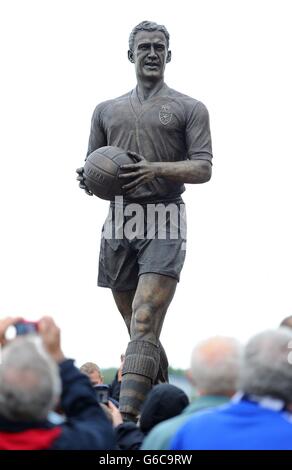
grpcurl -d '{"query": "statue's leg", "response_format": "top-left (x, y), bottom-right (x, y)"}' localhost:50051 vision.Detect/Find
top-left (112, 289), bottom-right (170, 384)
top-left (119, 273), bottom-right (177, 421)
top-left (112, 289), bottom-right (135, 335)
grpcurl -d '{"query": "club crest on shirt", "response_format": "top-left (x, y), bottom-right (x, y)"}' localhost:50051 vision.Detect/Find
top-left (159, 105), bottom-right (172, 125)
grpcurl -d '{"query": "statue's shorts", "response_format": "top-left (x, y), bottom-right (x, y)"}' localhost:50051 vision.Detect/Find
top-left (98, 197), bottom-right (187, 291)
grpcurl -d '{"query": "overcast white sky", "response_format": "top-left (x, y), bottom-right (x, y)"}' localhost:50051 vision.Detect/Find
top-left (1, 0), bottom-right (291, 368)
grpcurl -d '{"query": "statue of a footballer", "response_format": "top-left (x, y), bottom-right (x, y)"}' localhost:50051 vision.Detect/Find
top-left (77, 21), bottom-right (213, 422)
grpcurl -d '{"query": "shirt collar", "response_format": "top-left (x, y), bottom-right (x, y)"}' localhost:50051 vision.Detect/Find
top-left (233, 391), bottom-right (287, 411)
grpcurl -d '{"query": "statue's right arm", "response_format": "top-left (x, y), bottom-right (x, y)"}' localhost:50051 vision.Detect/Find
top-left (86, 104), bottom-right (107, 159)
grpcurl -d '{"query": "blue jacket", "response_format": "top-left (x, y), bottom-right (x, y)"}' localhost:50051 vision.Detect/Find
top-left (0, 359), bottom-right (115, 450)
top-left (142, 395), bottom-right (229, 450)
top-left (170, 396), bottom-right (292, 450)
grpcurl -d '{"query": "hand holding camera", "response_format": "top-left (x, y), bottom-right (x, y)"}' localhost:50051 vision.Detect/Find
top-left (0, 317), bottom-right (24, 347)
top-left (107, 400), bottom-right (123, 428)
top-left (0, 316), bottom-right (65, 363)
top-left (4, 319), bottom-right (39, 342)
top-left (38, 316), bottom-right (65, 363)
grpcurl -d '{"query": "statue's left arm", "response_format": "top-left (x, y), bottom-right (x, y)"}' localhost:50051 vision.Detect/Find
top-left (119, 101), bottom-right (213, 193)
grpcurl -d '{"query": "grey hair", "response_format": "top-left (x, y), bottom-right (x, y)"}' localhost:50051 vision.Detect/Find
top-left (239, 328), bottom-right (292, 403)
top-left (190, 336), bottom-right (242, 395)
top-left (0, 335), bottom-right (61, 421)
top-left (129, 21), bottom-right (170, 51)
top-left (279, 315), bottom-right (292, 329)
top-left (80, 362), bottom-right (101, 375)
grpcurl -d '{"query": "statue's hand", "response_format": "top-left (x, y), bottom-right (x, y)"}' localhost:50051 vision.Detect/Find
top-left (118, 151), bottom-right (160, 194)
top-left (76, 167), bottom-right (93, 196)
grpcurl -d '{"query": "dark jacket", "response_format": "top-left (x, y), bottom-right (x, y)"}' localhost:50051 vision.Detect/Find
top-left (109, 371), bottom-right (121, 402)
top-left (0, 359), bottom-right (115, 450)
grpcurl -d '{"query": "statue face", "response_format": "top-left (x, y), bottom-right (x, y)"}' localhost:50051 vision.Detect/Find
top-left (129, 30), bottom-right (171, 81)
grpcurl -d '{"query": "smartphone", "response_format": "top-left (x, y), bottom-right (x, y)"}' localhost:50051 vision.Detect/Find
top-left (93, 384), bottom-right (109, 404)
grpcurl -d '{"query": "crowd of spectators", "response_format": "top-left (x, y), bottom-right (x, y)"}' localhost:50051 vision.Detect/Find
top-left (1, 315), bottom-right (292, 449)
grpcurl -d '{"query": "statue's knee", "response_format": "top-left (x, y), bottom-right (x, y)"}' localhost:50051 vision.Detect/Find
top-left (132, 305), bottom-right (153, 336)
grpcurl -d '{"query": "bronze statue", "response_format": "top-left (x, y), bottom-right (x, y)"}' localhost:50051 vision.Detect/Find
top-left (77, 21), bottom-right (213, 421)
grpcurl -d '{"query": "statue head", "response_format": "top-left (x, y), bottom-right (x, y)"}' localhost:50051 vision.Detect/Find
top-left (128, 21), bottom-right (171, 82)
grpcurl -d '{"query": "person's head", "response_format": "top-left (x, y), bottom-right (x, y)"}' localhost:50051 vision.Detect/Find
top-left (80, 362), bottom-right (103, 385)
top-left (190, 336), bottom-right (242, 396)
top-left (280, 315), bottom-right (292, 329)
top-left (139, 383), bottom-right (189, 433)
top-left (239, 328), bottom-right (292, 404)
top-left (128, 21), bottom-right (171, 82)
top-left (0, 335), bottom-right (61, 421)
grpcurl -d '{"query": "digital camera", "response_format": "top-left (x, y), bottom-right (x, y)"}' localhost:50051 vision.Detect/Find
top-left (14, 320), bottom-right (38, 335)
top-left (93, 384), bottom-right (109, 404)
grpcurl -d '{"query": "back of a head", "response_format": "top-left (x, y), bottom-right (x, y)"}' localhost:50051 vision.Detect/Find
top-left (0, 336), bottom-right (61, 422)
top-left (239, 328), bottom-right (292, 403)
top-left (139, 383), bottom-right (189, 433)
top-left (280, 316), bottom-right (292, 329)
top-left (190, 336), bottom-right (242, 396)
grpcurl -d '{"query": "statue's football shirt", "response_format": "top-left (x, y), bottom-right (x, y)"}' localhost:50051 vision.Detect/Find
top-left (87, 83), bottom-right (213, 202)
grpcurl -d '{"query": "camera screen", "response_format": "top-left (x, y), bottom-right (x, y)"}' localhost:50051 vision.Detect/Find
top-left (94, 385), bottom-right (109, 404)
